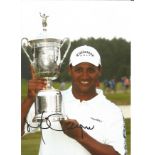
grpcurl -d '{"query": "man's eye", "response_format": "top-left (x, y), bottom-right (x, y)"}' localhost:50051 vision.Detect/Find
top-left (88, 68), bottom-right (96, 73)
top-left (74, 68), bottom-right (82, 72)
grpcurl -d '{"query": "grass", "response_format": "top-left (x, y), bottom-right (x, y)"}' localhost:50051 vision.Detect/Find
top-left (105, 92), bottom-right (130, 105)
top-left (21, 119), bottom-right (130, 155)
top-left (21, 132), bottom-right (41, 155)
top-left (125, 118), bottom-right (131, 155)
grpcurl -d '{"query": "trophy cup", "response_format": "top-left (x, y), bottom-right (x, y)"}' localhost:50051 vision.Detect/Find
top-left (21, 13), bottom-right (71, 122)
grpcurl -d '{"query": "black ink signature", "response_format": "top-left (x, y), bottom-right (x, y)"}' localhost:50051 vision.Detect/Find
top-left (25, 112), bottom-right (94, 144)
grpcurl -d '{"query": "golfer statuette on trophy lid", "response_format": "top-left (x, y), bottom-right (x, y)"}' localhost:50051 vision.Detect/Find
top-left (21, 13), bottom-right (71, 122)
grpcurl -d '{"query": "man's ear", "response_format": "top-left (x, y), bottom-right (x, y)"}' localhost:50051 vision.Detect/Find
top-left (98, 66), bottom-right (102, 77)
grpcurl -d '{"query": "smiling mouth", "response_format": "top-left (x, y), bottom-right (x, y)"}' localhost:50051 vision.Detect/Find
top-left (81, 81), bottom-right (88, 84)
top-left (80, 81), bottom-right (90, 86)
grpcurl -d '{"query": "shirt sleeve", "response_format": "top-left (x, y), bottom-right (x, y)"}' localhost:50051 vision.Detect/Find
top-left (105, 108), bottom-right (127, 155)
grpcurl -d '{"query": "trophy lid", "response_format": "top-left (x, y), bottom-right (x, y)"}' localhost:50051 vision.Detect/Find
top-left (28, 13), bottom-right (63, 47)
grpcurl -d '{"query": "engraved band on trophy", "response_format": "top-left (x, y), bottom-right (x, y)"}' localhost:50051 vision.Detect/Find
top-left (21, 13), bottom-right (71, 122)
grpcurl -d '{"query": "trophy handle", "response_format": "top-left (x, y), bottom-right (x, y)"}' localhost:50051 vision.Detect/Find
top-left (60, 38), bottom-right (71, 64)
top-left (21, 37), bottom-right (33, 64)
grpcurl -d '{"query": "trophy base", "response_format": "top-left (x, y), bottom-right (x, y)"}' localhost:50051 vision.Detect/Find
top-left (33, 113), bottom-right (66, 122)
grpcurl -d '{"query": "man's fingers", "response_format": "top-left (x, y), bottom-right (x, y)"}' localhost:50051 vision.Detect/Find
top-left (60, 119), bottom-right (79, 130)
top-left (29, 65), bottom-right (35, 79)
top-left (28, 79), bottom-right (47, 91)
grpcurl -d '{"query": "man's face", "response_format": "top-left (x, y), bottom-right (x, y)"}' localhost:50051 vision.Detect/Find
top-left (68, 62), bottom-right (101, 95)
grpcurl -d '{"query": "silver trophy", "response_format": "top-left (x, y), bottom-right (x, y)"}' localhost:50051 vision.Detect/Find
top-left (21, 13), bottom-right (71, 122)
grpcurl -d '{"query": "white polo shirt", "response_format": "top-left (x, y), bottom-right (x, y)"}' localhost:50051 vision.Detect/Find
top-left (25, 87), bottom-right (127, 155)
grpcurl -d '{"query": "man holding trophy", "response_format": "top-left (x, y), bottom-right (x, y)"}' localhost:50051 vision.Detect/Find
top-left (21, 14), bottom-right (126, 155)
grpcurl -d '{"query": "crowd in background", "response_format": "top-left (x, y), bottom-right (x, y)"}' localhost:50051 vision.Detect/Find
top-left (103, 76), bottom-right (130, 93)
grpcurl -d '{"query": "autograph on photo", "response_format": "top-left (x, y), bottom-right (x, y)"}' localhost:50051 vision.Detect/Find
top-left (25, 111), bottom-right (94, 144)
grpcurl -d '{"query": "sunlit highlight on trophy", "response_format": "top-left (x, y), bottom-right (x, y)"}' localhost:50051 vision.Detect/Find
top-left (21, 13), bottom-right (71, 122)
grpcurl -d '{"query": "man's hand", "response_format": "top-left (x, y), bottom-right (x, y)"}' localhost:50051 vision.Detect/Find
top-left (27, 65), bottom-right (47, 99)
top-left (27, 79), bottom-right (47, 98)
top-left (60, 119), bottom-right (84, 141)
